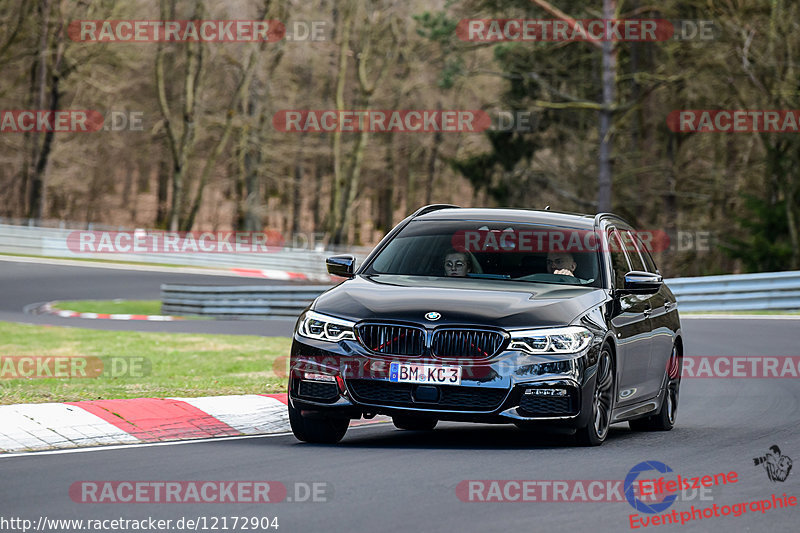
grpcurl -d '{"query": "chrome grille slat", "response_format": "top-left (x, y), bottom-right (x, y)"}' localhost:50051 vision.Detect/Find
top-left (357, 323), bottom-right (426, 356)
top-left (431, 328), bottom-right (505, 359)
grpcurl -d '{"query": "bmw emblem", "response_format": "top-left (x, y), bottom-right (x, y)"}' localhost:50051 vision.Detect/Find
top-left (425, 311), bottom-right (441, 321)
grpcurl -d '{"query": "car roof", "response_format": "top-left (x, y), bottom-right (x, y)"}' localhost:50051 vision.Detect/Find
top-left (414, 207), bottom-right (600, 229)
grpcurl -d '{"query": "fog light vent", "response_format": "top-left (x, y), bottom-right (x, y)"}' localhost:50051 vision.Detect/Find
top-left (298, 380), bottom-right (339, 401)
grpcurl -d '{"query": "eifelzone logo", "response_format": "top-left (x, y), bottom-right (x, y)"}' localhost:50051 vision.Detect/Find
top-left (753, 445), bottom-right (793, 482)
top-left (625, 461), bottom-right (678, 514)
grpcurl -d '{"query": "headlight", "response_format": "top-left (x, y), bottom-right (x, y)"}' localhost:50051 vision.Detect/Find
top-left (508, 326), bottom-right (593, 355)
top-left (297, 310), bottom-right (356, 342)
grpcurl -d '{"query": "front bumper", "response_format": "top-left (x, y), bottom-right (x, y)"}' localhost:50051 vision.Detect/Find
top-left (287, 334), bottom-right (602, 427)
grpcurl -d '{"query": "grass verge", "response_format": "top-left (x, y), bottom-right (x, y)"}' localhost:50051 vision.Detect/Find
top-left (0, 321), bottom-right (291, 404)
top-left (53, 300), bottom-right (165, 316)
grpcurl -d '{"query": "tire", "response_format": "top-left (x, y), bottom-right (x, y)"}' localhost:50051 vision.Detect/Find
top-left (629, 344), bottom-right (681, 432)
top-left (575, 345), bottom-right (615, 446)
top-left (393, 415), bottom-right (437, 431)
top-left (288, 403), bottom-right (349, 444)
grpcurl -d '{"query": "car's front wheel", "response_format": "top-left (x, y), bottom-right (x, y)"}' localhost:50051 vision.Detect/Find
top-left (575, 345), bottom-right (615, 446)
top-left (288, 403), bottom-right (349, 444)
top-left (392, 415), bottom-right (437, 431)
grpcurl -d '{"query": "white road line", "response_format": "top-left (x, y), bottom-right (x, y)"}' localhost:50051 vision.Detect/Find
top-left (0, 254), bottom-right (242, 277)
top-left (682, 314), bottom-right (800, 320)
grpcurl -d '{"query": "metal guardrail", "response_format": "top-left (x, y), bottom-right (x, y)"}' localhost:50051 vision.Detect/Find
top-left (161, 271), bottom-right (800, 318)
top-left (666, 270), bottom-right (800, 312)
top-left (0, 222), bottom-right (369, 278)
top-left (161, 284), bottom-right (333, 318)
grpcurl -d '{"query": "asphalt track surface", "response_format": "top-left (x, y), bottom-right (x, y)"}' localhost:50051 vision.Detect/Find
top-left (1, 259), bottom-right (799, 532)
top-left (0, 258), bottom-right (298, 336)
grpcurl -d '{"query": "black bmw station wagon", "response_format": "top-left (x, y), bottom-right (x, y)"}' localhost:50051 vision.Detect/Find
top-left (288, 205), bottom-right (683, 446)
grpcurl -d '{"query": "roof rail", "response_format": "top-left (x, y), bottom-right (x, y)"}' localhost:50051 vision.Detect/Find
top-left (410, 204), bottom-right (461, 218)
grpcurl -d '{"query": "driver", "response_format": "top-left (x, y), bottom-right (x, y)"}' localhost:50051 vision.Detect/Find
top-left (546, 252), bottom-right (577, 276)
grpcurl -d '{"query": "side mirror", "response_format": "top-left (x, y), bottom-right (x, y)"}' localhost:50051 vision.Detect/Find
top-left (326, 255), bottom-right (356, 278)
top-left (620, 271), bottom-right (662, 294)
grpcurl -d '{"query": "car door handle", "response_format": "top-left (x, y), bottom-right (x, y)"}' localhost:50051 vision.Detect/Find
top-left (643, 309), bottom-right (652, 317)
top-left (664, 302), bottom-right (676, 312)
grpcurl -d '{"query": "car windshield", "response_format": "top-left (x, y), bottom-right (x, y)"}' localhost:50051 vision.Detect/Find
top-left (364, 219), bottom-right (603, 287)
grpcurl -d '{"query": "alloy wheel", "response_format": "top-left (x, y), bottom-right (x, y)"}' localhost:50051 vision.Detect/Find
top-left (593, 348), bottom-right (614, 440)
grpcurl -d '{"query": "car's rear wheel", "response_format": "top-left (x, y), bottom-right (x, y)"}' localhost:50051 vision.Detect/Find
top-left (629, 344), bottom-right (681, 432)
top-left (575, 345), bottom-right (615, 446)
top-left (288, 403), bottom-right (349, 444)
top-left (392, 415), bottom-right (437, 431)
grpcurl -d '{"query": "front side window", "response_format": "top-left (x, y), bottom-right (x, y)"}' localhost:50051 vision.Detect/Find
top-left (365, 220), bottom-right (603, 287)
top-left (619, 230), bottom-right (646, 271)
top-left (607, 229), bottom-right (631, 290)
top-left (633, 233), bottom-right (659, 273)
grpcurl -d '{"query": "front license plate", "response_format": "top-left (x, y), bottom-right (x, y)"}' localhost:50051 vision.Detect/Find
top-left (389, 362), bottom-right (461, 385)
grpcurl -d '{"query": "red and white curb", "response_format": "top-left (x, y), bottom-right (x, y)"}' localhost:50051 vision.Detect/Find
top-left (0, 394), bottom-right (388, 453)
top-left (0, 394), bottom-right (289, 453)
top-left (34, 302), bottom-right (182, 321)
top-left (230, 268), bottom-right (333, 283)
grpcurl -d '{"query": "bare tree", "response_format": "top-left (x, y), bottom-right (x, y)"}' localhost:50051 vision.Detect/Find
top-left (154, 0), bottom-right (203, 231)
top-left (329, 1), bottom-right (395, 244)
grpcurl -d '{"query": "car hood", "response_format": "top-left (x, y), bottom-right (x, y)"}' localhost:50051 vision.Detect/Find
top-left (312, 274), bottom-right (608, 328)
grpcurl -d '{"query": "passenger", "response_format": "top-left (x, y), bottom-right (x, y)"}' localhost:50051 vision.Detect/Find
top-left (444, 251), bottom-right (470, 277)
top-left (546, 251), bottom-right (577, 276)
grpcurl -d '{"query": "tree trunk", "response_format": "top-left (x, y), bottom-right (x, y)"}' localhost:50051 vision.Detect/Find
top-left (328, 1), bottom-right (353, 240)
top-left (26, 0), bottom-right (52, 220)
top-left (597, 0), bottom-right (617, 212)
top-left (312, 163), bottom-right (324, 233)
top-left (378, 129), bottom-right (395, 233)
top-left (291, 158), bottom-right (303, 236)
top-left (156, 158), bottom-right (170, 228)
top-left (424, 102), bottom-right (443, 205)
top-left (155, 0), bottom-right (202, 231)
